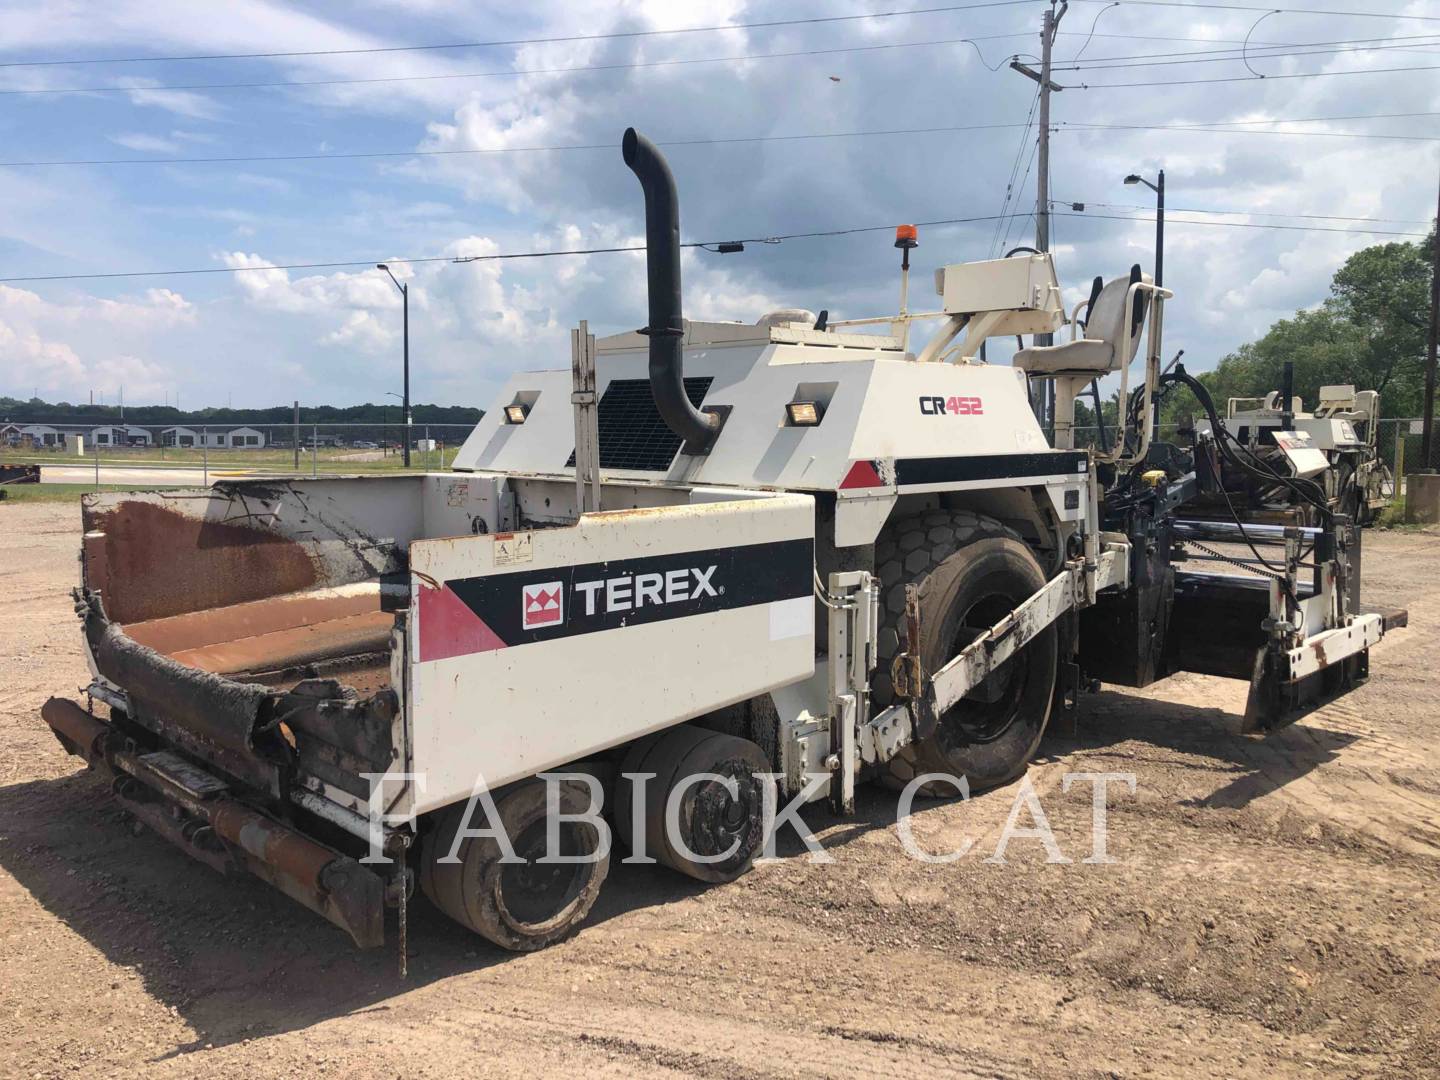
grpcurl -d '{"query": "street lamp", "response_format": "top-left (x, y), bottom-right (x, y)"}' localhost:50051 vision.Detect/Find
top-left (377, 264), bottom-right (411, 467)
top-left (1123, 170), bottom-right (1164, 287)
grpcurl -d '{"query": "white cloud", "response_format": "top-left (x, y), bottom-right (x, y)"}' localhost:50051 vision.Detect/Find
top-left (2, 0), bottom-right (1437, 412)
top-left (121, 83), bottom-right (224, 122)
top-left (108, 133), bottom-right (182, 155)
top-left (0, 285), bottom-right (196, 399)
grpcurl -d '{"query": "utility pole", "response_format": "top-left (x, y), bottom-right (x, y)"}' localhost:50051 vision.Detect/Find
top-left (293, 400), bottom-right (300, 471)
top-left (377, 264), bottom-right (412, 468)
top-left (1009, 2), bottom-right (1067, 269)
top-left (1010, 1), bottom-right (1066, 437)
top-left (1422, 161), bottom-right (1440, 472)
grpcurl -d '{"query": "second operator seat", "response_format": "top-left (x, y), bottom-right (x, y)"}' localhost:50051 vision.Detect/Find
top-left (1013, 264), bottom-right (1151, 376)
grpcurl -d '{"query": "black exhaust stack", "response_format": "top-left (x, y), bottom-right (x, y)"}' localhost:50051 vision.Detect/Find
top-left (622, 127), bottom-right (724, 455)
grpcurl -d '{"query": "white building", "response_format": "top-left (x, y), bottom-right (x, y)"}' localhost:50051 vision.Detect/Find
top-left (228, 426), bottom-right (266, 448)
top-left (160, 426), bottom-right (199, 447)
top-left (20, 424), bottom-right (64, 447)
top-left (91, 425), bottom-right (153, 447)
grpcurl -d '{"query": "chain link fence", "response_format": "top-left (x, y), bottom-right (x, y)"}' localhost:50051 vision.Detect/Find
top-left (1, 421), bottom-right (477, 482)
top-left (1374, 418), bottom-right (1435, 481)
top-left (5, 415), bottom-right (1436, 488)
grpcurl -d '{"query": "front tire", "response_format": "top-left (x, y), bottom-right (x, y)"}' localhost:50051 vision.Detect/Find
top-left (872, 510), bottom-right (1058, 794)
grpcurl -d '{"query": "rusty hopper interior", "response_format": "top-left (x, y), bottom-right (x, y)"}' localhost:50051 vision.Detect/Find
top-left (65, 470), bottom-right (805, 949)
top-left (74, 477), bottom-right (462, 865)
top-left (75, 471), bottom-right (633, 796)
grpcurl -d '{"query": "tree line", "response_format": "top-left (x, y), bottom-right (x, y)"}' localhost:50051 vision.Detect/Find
top-left (0, 399), bottom-right (482, 428)
top-left (1072, 227), bottom-right (1434, 431)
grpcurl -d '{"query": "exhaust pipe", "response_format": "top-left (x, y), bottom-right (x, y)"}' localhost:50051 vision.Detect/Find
top-left (622, 128), bottom-right (723, 455)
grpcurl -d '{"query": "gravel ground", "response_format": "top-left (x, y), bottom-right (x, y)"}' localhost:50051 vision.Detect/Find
top-left (1, 500), bottom-right (1436, 1079)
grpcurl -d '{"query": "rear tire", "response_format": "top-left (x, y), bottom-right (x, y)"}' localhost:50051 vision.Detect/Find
top-left (617, 725), bottom-right (772, 883)
top-left (420, 778), bottom-right (608, 951)
top-left (872, 510), bottom-right (1058, 794)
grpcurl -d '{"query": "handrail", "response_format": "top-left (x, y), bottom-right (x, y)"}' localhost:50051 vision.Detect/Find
top-left (1096, 280), bottom-right (1174, 466)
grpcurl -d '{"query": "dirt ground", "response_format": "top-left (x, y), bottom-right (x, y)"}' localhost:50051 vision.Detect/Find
top-left (2, 500), bottom-right (1437, 1079)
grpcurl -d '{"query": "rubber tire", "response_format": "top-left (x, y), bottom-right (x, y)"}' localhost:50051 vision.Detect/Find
top-left (872, 509), bottom-right (1058, 795)
top-left (618, 725), bottom-right (772, 883)
top-left (420, 778), bottom-right (608, 952)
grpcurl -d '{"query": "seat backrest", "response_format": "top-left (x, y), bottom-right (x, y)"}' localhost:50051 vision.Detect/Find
top-left (1084, 265), bottom-right (1151, 364)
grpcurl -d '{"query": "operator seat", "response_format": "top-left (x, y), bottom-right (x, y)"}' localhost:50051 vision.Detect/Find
top-left (1013, 264), bottom-right (1150, 375)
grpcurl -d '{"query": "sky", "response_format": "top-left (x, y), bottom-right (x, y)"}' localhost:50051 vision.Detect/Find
top-left (0, 0), bottom-right (1436, 414)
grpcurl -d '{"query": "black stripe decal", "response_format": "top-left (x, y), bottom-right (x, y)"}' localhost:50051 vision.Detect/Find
top-left (446, 537), bottom-right (814, 648)
top-left (894, 451), bottom-right (1088, 487)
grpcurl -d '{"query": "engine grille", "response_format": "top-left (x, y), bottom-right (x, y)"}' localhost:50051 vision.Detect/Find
top-left (566, 376), bottom-right (713, 472)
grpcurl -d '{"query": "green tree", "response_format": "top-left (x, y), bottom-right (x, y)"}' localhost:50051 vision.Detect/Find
top-left (1172, 230), bottom-right (1434, 420)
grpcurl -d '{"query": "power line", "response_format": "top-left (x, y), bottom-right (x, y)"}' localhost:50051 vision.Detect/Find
top-left (1055, 211), bottom-right (1429, 237)
top-left (0, 34), bottom-right (1030, 97)
top-left (1071, 62), bottom-right (1440, 88)
top-left (0, 213), bottom-right (1028, 284)
top-left (988, 84), bottom-right (1042, 255)
top-left (1060, 37), bottom-right (1440, 71)
top-left (0, 121), bottom-right (1044, 168)
top-left (1061, 31), bottom-right (1440, 64)
top-left (5, 204), bottom-right (1426, 286)
top-left (12, 30), bottom-right (1436, 99)
top-left (1054, 200), bottom-right (1436, 226)
top-left (1067, 0), bottom-right (1440, 22)
top-left (1061, 120), bottom-right (1440, 142)
top-left (10, 110), bottom-right (1436, 170)
top-left (1134, 109), bottom-right (1440, 127)
top-left (0, 2), bottom-right (1040, 69)
top-left (999, 129), bottom-right (1042, 254)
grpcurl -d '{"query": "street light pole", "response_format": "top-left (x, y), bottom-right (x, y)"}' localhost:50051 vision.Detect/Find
top-left (377, 264), bottom-right (411, 468)
top-left (1124, 170), bottom-right (1165, 287)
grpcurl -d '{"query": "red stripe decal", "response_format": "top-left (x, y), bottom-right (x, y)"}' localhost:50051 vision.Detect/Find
top-left (417, 581), bottom-right (508, 662)
top-left (839, 459), bottom-right (884, 490)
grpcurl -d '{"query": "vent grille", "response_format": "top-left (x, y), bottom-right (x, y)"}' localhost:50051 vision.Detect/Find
top-left (566, 376), bottom-right (713, 472)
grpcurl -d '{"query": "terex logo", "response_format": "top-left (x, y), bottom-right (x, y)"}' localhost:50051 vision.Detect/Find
top-left (919, 395), bottom-right (984, 416)
top-left (521, 581), bottom-right (564, 629)
top-left (574, 565), bottom-right (719, 616)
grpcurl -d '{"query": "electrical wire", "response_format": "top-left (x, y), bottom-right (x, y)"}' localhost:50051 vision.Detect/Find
top-left (1000, 127), bottom-right (1042, 253)
top-left (1057, 31), bottom-right (1440, 65)
top-left (1066, 0), bottom-right (1440, 22)
top-left (0, 34), bottom-right (1035, 97)
top-left (0, 211), bottom-right (1034, 284)
top-left (2, 201), bottom-right (1427, 284)
top-left (0, 2), bottom-right (1043, 68)
top-left (1052, 211), bottom-right (1430, 237)
top-left (1059, 120), bottom-right (1440, 142)
top-left (0, 120), bottom-right (1048, 168)
top-left (1051, 199), bottom-right (1434, 226)
top-left (1069, 62), bottom-right (1440, 88)
top-left (1057, 36), bottom-right (1440, 71)
top-left (5, 109), bottom-right (1434, 171)
top-left (988, 84), bottom-right (1043, 256)
top-left (1069, 1), bottom-right (1119, 61)
top-left (35, 20), bottom-right (1435, 100)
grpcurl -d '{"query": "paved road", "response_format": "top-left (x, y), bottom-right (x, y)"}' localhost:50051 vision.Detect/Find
top-left (39, 463), bottom-right (255, 486)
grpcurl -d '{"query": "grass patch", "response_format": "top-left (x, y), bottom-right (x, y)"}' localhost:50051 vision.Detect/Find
top-left (1373, 496), bottom-right (1419, 530)
top-left (0, 482), bottom-right (183, 504)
